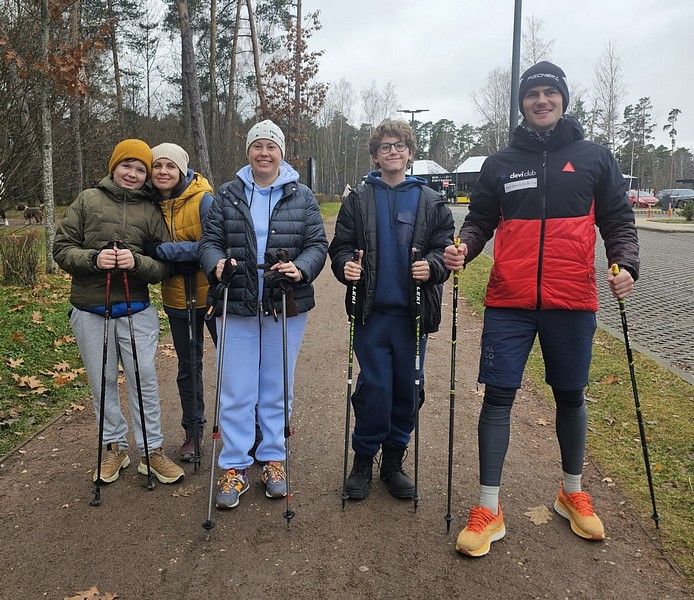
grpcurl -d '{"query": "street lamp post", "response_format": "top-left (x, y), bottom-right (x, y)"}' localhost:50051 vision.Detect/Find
top-left (398, 108), bottom-right (429, 175)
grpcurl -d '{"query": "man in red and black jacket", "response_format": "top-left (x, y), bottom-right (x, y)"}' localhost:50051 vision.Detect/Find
top-left (444, 61), bottom-right (639, 557)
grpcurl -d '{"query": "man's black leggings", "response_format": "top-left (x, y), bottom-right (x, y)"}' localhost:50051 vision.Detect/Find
top-left (478, 384), bottom-right (587, 486)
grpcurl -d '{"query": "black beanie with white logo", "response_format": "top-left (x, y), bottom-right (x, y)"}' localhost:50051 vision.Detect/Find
top-left (518, 61), bottom-right (569, 116)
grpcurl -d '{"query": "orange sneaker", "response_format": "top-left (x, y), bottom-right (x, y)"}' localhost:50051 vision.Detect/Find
top-left (455, 504), bottom-right (506, 557)
top-left (554, 484), bottom-right (605, 540)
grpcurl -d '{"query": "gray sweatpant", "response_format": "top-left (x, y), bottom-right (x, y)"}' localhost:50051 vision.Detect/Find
top-left (70, 305), bottom-right (164, 455)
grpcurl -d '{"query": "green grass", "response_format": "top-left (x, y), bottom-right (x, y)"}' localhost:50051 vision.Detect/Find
top-left (0, 271), bottom-right (90, 456)
top-left (0, 206), bottom-right (344, 457)
top-left (459, 254), bottom-right (694, 582)
top-left (319, 201), bottom-right (342, 220)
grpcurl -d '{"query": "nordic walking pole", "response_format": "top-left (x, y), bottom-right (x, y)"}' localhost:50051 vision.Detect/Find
top-left (202, 255), bottom-right (235, 538)
top-left (121, 244), bottom-right (155, 491)
top-left (412, 247), bottom-right (422, 512)
top-left (610, 264), bottom-right (660, 528)
top-left (445, 237), bottom-right (461, 533)
top-left (341, 249), bottom-right (360, 509)
top-left (90, 263), bottom-right (112, 507)
top-left (277, 249), bottom-right (296, 528)
top-left (184, 273), bottom-right (202, 472)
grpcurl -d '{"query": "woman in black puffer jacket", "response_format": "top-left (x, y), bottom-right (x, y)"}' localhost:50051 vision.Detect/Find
top-left (199, 120), bottom-right (328, 510)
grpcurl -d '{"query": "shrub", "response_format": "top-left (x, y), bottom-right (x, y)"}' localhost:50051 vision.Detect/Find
top-left (0, 230), bottom-right (41, 286)
top-left (681, 202), bottom-right (694, 221)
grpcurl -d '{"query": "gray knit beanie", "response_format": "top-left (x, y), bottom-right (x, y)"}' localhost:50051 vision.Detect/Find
top-left (246, 120), bottom-right (285, 157)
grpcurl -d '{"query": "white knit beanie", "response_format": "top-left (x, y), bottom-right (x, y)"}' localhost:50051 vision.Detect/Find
top-left (246, 120), bottom-right (285, 157)
top-left (151, 143), bottom-right (189, 175)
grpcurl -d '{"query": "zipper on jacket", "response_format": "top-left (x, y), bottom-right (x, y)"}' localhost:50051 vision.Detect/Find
top-left (168, 203), bottom-right (177, 241)
top-left (536, 150), bottom-right (548, 310)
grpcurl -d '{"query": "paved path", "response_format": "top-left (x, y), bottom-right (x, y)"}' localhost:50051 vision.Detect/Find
top-left (595, 219), bottom-right (694, 384)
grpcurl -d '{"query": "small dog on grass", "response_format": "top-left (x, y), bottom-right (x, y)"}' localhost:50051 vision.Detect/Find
top-left (22, 205), bottom-right (43, 224)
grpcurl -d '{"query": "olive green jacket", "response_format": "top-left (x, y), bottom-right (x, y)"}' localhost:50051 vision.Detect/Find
top-left (54, 176), bottom-right (172, 308)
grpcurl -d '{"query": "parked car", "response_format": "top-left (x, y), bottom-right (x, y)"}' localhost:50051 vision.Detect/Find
top-left (627, 189), bottom-right (658, 208)
top-left (656, 188), bottom-right (694, 209)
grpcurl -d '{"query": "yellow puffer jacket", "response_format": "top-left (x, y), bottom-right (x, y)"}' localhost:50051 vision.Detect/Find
top-left (160, 172), bottom-right (213, 310)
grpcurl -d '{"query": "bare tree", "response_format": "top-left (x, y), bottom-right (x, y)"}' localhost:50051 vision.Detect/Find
top-left (177, 0), bottom-right (212, 184)
top-left (246, 0), bottom-right (269, 117)
top-left (209, 0), bottom-right (219, 151)
top-left (69, 1), bottom-right (83, 196)
top-left (40, 0), bottom-right (56, 273)
top-left (222, 0), bottom-right (244, 163)
top-left (360, 80), bottom-right (398, 132)
top-left (663, 108), bottom-right (681, 187)
top-left (472, 67), bottom-right (511, 152)
top-left (593, 41), bottom-right (624, 150)
top-left (107, 0), bottom-right (125, 129)
top-left (521, 14), bottom-right (554, 70)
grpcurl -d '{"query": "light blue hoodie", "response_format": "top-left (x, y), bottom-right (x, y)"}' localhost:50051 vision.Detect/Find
top-left (236, 160), bottom-right (300, 298)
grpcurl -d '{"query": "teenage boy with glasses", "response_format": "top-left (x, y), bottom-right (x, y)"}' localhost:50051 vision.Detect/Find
top-left (329, 119), bottom-right (454, 501)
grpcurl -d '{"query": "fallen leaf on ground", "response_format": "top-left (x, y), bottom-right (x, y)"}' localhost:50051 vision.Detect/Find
top-left (32, 311), bottom-right (43, 323)
top-left (64, 587), bottom-right (119, 600)
top-left (535, 418), bottom-right (550, 426)
top-left (171, 484), bottom-right (202, 497)
top-left (524, 505), bottom-right (552, 525)
top-left (6, 357), bottom-right (24, 368)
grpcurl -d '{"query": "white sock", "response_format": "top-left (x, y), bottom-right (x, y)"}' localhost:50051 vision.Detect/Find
top-left (563, 471), bottom-right (582, 494)
top-left (479, 485), bottom-right (500, 514)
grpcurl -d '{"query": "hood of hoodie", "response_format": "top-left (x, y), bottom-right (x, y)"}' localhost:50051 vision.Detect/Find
top-left (237, 160), bottom-right (300, 197)
top-left (365, 171), bottom-right (427, 191)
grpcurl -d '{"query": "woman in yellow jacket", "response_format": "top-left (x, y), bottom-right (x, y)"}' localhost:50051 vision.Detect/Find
top-left (145, 143), bottom-right (216, 462)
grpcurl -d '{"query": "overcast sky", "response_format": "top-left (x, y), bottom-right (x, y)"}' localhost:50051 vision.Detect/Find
top-left (311, 0), bottom-right (694, 150)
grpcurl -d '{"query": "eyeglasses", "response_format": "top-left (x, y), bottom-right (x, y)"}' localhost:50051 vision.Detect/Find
top-left (377, 141), bottom-right (408, 154)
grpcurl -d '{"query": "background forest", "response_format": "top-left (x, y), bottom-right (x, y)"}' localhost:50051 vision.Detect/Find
top-left (1, 1), bottom-right (693, 219)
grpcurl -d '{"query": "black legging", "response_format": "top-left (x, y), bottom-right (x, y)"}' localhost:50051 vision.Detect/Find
top-left (478, 385), bottom-right (586, 486)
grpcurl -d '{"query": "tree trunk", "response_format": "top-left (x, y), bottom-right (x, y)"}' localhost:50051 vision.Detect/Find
top-left (107, 0), bottom-right (124, 129)
top-left (246, 0), bottom-right (268, 117)
top-left (177, 0), bottom-right (213, 185)
top-left (223, 0), bottom-right (243, 146)
top-left (70, 1), bottom-right (83, 196)
top-left (40, 0), bottom-right (56, 274)
top-left (209, 0), bottom-right (218, 163)
top-left (293, 0), bottom-right (302, 160)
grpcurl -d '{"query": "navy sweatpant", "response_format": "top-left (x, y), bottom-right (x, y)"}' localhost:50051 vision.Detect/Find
top-left (351, 311), bottom-right (426, 457)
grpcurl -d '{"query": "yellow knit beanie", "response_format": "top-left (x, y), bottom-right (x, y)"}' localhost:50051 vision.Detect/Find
top-left (108, 139), bottom-right (153, 176)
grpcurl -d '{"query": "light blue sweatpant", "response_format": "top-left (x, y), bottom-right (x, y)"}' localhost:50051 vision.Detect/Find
top-left (216, 311), bottom-right (307, 470)
top-left (70, 305), bottom-right (164, 455)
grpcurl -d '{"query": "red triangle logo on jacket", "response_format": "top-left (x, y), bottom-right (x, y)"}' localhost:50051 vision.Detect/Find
top-left (562, 162), bottom-right (575, 173)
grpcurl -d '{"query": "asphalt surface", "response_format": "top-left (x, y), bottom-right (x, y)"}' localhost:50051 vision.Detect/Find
top-left (449, 206), bottom-right (694, 385)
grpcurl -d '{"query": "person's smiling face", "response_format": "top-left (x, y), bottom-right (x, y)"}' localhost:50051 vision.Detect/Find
top-left (374, 135), bottom-right (412, 176)
top-left (522, 85), bottom-right (563, 131)
top-left (248, 139), bottom-right (282, 182)
top-left (112, 160), bottom-right (148, 190)
top-left (152, 159), bottom-right (181, 196)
